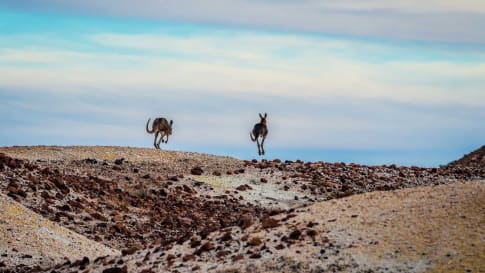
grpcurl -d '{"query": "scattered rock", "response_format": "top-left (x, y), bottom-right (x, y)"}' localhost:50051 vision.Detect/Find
top-left (249, 253), bottom-right (262, 259)
top-left (219, 232), bottom-right (232, 242)
top-left (183, 254), bottom-right (195, 262)
top-left (306, 229), bottom-right (318, 238)
top-left (236, 184), bottom-right (252, 191)
top-left (169, 175), bottom-right (179, 182)
top-left (261, 215), bottom-right (280, 229)
top-left (232, 254), bottom-right (244, 262)
top-left (121, 247), bottom-right (138, 256)
top-left (191, 166), bottom-right (204, 175)
top-left (248, 237), bottom-right (263, 246)
top-left (84, 158), bottom-right (97, 164)
top-left (102, 266), bottom-right (127, 273)
top-left (194, 242), bottom-right (215, 255)
top-left (166, 254), bottom-right (176, 261)
top-left (289, 230), bottom-right (301, 240)
top-left (114, 158), bottom-right (125, 165)
top-left (238, 214), bottom-right (254, 229)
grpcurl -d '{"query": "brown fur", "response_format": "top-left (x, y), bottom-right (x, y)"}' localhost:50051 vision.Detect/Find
top-left (250, 113), bottom-right (268, 156)
top-left (146, 117), bottom-right (173, 149)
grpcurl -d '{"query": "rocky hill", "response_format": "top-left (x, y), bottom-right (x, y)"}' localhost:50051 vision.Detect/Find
top-left (48, 181), bottom-right (485, 273)
top-left (0, 146), bottom-right (483, 273)
top-left (448, 145), bottom-right (485, 169)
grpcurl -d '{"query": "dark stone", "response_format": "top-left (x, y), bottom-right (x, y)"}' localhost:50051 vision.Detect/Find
top-left (169, 176), bottom-right (179, 182)
top-left (182, 185), bottom-right (192, 193)
top-left (275, 244), bottom-right (285, 250)
top-left (59, 204), bottom-right (71, 211)
top-left (289, 230), bottom-right (301, 240)
top-left (190, 240), bottom-right (201, 248)
top-left (114, 158), bottom-right (125, 165)
top-left (261, 215), bottom-right (280, 229)
top-left (306, 229), bottom-right (318, 238)
top-left (139, 269), bottom-right (156, 273)
top-left (194, 242), bottom-right (215, 255)
top-left (249, 253), bottom-right (262, 259)
top-left (238, 214), bottom-right (253, 229)
top-left (248, 237), bottom-right (262, 246)
top-left (219, 232), bottom-right (232, 242)
top-left (121, 247), bottom-right (138, 256)
top-left (102, 266), bottom-right (127, 273)
top-left (84, 158), bottom-right (97, 164)
top-left (182, 254), bottom-right (195, 262)
top-left (191, 166), bottom-right (204, 175)
top-left (232, 254), bottom-right (244, 262)
top-left (80, 256), bottom-right (90, 266)
top-left (236, 184), bottom-right (252, 191)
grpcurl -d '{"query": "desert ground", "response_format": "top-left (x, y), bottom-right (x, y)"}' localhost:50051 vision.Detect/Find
top-left (0, 145), bottom-right (484, 273)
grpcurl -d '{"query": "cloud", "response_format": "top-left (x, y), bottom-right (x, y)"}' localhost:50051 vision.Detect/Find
top-left (1, 0), bottom-right (485, 43)
top-left (316, 0), bottom-right (485, 14)
top-left (1, 31), bottom-right (484, 107)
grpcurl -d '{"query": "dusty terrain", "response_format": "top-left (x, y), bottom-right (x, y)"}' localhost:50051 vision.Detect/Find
top-left (0, 193), bottom-right (119, 271)
top-left (0, 145), bottom-right (484, 273)
top-left (50, 181), bottom-right (484, 273)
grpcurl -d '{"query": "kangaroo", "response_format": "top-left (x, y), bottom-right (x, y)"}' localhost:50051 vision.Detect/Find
top-left (146, 117), bottom-right (173, 149)
top-left (250, 113), bottom-right (268, 156)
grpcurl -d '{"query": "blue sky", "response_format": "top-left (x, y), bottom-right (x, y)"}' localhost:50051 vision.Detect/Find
top-left (1, 1), bottom-right (484, 166)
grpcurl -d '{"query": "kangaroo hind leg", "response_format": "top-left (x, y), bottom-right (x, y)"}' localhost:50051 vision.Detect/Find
top-left (157, 132), bottom-right (165, 148)
top-left (154, 131), bottom-right (160, 149)
top-left (260, 135), bottom-right (266, 155)
top-left (256, 137), bottom-right (262, 156)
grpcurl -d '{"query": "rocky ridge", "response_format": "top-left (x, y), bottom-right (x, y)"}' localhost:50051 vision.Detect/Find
top-left (0, 146), bottom-right (484, 273)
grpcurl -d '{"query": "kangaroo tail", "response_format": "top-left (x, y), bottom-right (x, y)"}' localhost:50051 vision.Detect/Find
top-left (250, 131), bottom-right (256, 142)
top-left (146, 118), bottom-right (155, 134)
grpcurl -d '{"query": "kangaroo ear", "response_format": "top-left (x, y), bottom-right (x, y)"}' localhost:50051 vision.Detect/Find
top-left (259, 113), bottom-right (263, 119)
top-left (264, 113), bottom-right (267, 118)
top-left (170, 120), bottom-right (173, 126)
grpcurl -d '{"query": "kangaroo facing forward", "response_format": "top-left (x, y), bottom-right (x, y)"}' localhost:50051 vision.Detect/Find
top-left (250, 113), bottom-right (268, 156)
top-left (146, 117), bottom-right (173, 149)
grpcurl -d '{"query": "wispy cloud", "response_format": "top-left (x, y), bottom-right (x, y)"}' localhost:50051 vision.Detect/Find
top-left (1, 30), bottom-right (484, 107)
top-left (1, 0), bottom-right (485, 43)
top-left (317, 0), bottom-right (485, 14)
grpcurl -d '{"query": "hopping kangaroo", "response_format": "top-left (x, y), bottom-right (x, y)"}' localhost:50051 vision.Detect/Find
top-left (146, 117), bottom-right (173, 149)
top-left (250, 113), bottom-right (268, 156)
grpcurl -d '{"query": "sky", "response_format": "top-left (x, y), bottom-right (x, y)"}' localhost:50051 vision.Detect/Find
top-left (0, 1), bottom-right (484, 166)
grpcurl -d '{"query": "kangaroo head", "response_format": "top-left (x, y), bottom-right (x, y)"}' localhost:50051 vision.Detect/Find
top-left (259, 113), bottom-right (267, 125)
